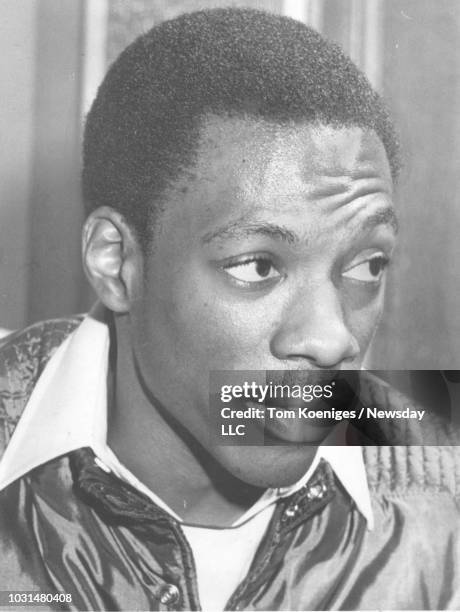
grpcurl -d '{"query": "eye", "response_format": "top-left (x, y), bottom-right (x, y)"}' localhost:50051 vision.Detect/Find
top-left (223, 256), bottom-right (281, 284)
top-left (342, 254), bottom-right (389, 283)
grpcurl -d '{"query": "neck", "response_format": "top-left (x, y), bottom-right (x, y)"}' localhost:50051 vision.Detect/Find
top-left (106, 316), bottom-right (263, 526)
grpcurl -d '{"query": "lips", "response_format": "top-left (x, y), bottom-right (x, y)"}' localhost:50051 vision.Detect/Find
top-left (245, 400), bottom-right (336, 445)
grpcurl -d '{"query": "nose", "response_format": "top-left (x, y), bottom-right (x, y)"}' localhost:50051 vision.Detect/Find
top-left (270, 280), bottom-right (360, 368)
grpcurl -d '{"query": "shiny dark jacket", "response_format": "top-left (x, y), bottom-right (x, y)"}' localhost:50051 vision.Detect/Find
top-left (0, 319), bottom-right (459, 611)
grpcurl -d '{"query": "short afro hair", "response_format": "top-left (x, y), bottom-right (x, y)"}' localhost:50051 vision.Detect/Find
top-left (83, 7), bottom-right (400, 249)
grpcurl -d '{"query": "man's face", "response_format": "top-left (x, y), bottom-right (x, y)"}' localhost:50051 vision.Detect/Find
top-left (129, 117), bottom-right (396, 487)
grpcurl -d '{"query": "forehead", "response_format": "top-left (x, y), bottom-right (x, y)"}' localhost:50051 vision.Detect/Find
top-left (191, 114), bottom-right (392, 189)
top-left (161, 115), bottom-right (394, 242)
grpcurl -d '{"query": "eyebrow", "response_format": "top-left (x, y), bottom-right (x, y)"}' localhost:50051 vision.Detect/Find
top-left (201, 220), bottom-right (298, 245)
top-left (202, 206), bottom-right (398, 246)
top-left (360, 207), bottom-right (399, 234)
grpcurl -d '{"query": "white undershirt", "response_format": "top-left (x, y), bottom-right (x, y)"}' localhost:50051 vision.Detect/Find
top-left (183, 508), bottom-right (275, 611)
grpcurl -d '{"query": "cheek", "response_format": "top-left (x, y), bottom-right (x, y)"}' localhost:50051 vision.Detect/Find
top-left (345, 291), bottom-right (385, 353)
top-left (165, 289), bottom-right (275, 368)
top-left (133, 266), bottom-right (274, 372)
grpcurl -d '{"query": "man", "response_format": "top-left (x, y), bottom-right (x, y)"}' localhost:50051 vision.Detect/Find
top-left (0, 8), bottom-right (458, 611)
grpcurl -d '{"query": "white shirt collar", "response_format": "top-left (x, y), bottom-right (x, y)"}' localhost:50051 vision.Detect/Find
top-left (0, 310), bottom-right (373, 529)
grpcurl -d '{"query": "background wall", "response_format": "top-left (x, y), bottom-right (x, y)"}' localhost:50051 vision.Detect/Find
top-left (1, 0), bottom-right (459, 369)
top-left (0, 1), bottom-right (36, 329)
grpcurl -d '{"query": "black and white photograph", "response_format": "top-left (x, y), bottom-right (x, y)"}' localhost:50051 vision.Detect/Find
top-left (0, 1), bottom-right (459, 610)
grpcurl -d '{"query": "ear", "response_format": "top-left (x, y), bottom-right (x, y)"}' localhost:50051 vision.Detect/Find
top-left (82, 207), bottom-right (143, 313)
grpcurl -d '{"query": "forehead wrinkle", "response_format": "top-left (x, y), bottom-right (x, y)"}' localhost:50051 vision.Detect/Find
top-left (305, 172), bottom-right (392, 198)
top-left (308, 181), bottom-right (392, 207)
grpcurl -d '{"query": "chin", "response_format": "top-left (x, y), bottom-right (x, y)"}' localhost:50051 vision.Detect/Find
top-left (214, 444), bottom-right (319, 489)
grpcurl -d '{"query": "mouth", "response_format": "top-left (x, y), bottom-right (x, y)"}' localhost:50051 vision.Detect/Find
top-left (245, 399), bottom-right (337, 445)
top-left (211, 369), bottom-right (360, 446)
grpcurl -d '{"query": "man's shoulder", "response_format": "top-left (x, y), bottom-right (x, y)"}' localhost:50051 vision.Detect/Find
top-left (363, 443), bottom-right (460, 504)
top-left (0, 316), bottom-right (83, 452)
top-left (359, 373), bottom-right (460, 500)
